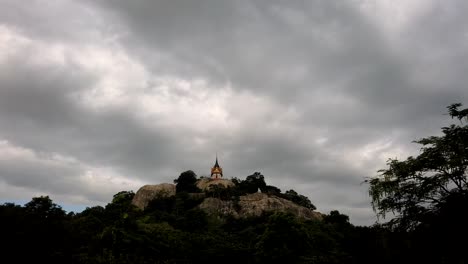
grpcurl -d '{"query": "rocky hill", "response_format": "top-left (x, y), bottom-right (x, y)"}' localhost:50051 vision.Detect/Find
top-left (198, 192), bottom-right (322, 220)
top-left (196, 177), bottom-right (234, 190)
top-left (131, 183), bottom-right (175, 209)
top-left (131, 179), bottom-right (322, 221)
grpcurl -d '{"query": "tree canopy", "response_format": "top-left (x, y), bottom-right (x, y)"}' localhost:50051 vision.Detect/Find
top-left (368, 103), bottom-right (468, 230)
top-left (174, 170), bottom-right (201, 193)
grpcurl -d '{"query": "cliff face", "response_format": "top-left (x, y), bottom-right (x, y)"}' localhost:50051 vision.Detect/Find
top-left (132, 181), bottom-right (322, 221)
top-left (198, 193), bottom-right (322, 221)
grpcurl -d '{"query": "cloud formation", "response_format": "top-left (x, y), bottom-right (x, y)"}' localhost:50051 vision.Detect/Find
top-left (1, 0), bottom-right (467, 225)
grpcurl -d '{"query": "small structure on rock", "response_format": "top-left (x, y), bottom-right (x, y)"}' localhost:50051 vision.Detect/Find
top-left (210, 155), bottom-right (223, 179)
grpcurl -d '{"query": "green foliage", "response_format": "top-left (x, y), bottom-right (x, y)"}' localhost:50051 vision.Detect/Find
top-left (245, 172), bottom-right (267, 192)
top-left (105, 190), bottom-right (138, 225)
top-left (205, 184), bottom-right (236, 200)
top-left (263, 185), bottom-right (281, 194)
top-left (366, 103), bottom-right (468, 264)
top-left (255, 213), bottom-right (311, 262)
top-left (4, 196), bottom-right (72, 262)
top-left (111, 190), bottom-right (135, 204)
top-left (227, 173), bottom-right (318, 211)
top-left (24, 195), bottom-right (66, 219)
top-left (0, 190), bottom-right (454, 263)
top-left (368, 103), bottom-right (468, 230)
top-left (232, 171), bottom-right (267, 194)
top-left (324, 210), bottom-right (350, 225)
top-left (174, 170), bottom-right (201, 193)
top-left (281, 189), bottom-right (317, 210)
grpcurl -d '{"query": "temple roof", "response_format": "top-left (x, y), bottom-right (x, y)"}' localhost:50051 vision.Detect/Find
top-left (214, 156), bottom-right (220, 168)
top-left (211, 155), bottom-right (223, 177)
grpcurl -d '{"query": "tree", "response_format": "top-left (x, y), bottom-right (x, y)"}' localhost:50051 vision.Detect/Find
top-left (324, 210), bottom-right (350, 225)
top-left (368, 103), bottom-right (468, 230)
top-left (243, 172), bottom-right (267, 193)
top-left (111, 190), bottom-right (135, 204)
top-left (255, 213), bottom-right (311, 262)
top-left (263, 185), bottom-right (281, 195)
top-left (24, 195), bottom-right (65, 219)
top-left (22, 196), bottom-right (70, 262)
top-left (283, 190), bottom-right (316, 210)
top-left (174, 170), bottom-right (201, 193)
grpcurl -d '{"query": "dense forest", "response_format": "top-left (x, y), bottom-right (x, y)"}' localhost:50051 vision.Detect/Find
top-left (1, 104), bottom-right (466, 264)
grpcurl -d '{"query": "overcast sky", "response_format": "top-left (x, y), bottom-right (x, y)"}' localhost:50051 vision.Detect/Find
top-left (1, 0), bottom-right (467, 225)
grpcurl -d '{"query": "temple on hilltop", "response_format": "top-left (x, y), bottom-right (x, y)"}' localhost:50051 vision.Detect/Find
top-left (211, 155), bottom-right (223, 179)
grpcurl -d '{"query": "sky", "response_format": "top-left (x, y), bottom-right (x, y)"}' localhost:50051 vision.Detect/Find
top-left (1, 0), bottom-right (467, 225)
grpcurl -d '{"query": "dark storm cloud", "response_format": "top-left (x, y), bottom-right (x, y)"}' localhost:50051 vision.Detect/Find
top-left (90, 0), bottom-right (380, 96)
top-left (0, 52), bottom-right (181, 182)
top-left (1, 0), bottom-right (467, 225)
top-left (102, 3), bottom-right (465, 103)
top-left (91, 0), bottom-right (468, 143)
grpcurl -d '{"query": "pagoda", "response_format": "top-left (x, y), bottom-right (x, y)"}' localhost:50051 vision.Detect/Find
top-left (211, 155), bottom-right (223, 179)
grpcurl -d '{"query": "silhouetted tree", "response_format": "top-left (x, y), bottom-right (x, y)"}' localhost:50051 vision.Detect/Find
top-left (255, 213), bottom-right (311, 262)
top-left (284, 189), bottom-right (317, 210)
top-left (24, 195), bottom-right (66, 219)
top-left (174, 170), bottom-right (201, 193)
top-left (324, 210), bottom-right (350, 225)
top-left (368, 103), bottom-right (468, 230)
top-left (367, 103), bottom-right (468, 264)
top-left (237, 172), bottom-right (267, 194)
top-left (264, 185), bottom-right (281, 195)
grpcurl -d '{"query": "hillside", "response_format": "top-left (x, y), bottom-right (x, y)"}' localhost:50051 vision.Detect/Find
top-left (131, 176), bottom-right (322, 221)
top-left (0, 170), bottom-right (443, 263)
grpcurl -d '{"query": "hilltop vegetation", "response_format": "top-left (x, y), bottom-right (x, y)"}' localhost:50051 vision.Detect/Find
top-left (173, 170), bottom-right (316, 211)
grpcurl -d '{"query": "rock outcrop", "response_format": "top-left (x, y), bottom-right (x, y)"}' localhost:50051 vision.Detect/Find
top-left (132, 183), bottom-right (176, 209)
top-left (132, 181), bottom-right (322, 221)
top-left (196, 178), bottom-right (235, 191)
top-left (198, 193), bottom-right (322, 221)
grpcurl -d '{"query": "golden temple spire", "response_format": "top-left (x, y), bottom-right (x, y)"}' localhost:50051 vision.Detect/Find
top-left (211, 154), bottom-right (223, 179)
